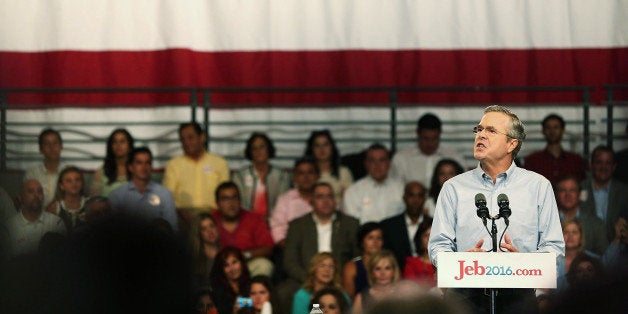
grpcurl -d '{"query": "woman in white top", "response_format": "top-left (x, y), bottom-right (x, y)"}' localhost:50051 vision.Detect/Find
top-left (90, 128), bottom-right (135, 196)
top-left (304, 130), bottom-right (353, 209)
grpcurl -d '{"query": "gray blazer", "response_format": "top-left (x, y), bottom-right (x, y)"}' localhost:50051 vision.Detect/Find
top-left (232, 165), bottom-right (291, 214)
top-left (283, 211), bottom-right (360, 283)
top-left (581, 178), bottom-right (628, 241)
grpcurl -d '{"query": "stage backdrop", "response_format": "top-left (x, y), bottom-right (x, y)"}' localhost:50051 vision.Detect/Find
top-left (1, 1), bottom-right (627, 105)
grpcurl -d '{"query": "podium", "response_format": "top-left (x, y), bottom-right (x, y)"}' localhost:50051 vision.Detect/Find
top-left (437, 252), bottom-right (557, 314)
top-left (437, 252), bottom-right (557, 288)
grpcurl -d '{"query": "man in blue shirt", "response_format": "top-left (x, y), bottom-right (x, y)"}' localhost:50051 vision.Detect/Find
top-left (109, 147), bottom-right (178, 233)
top-left (428, 105), bottom-right (564, 314)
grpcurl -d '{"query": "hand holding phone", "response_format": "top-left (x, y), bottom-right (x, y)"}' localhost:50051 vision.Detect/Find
top-left (237, 297), bottom-right (253, 308)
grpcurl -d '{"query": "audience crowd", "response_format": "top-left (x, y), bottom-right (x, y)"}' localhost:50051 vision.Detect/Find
top-left (1, 114), bottom-right (627, 314)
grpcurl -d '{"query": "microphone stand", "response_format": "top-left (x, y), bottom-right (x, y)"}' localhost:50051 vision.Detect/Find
top-left (489, 217), bottom-right (498, 314)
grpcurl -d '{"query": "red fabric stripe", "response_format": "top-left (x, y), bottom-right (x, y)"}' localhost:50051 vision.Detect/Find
top-left (1, 48), bottom-right (626, 105)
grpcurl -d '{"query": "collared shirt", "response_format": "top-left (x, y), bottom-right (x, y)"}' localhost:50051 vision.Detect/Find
top-left (390, 146), bottom-right (463, 189)
top-left (428, 162), bottom-right (565, 267)
top-left (269, 188), bottom-right (313, 243)
top-left (312, 213), bottom-right (336, 253)
top-left (5, 210), bottom-right (65, 257)
top-left (343, 176), bottom-right (405, 224)
top-left (524, 148), bottom-right (586, 185)
top-left (212, 210), bottom-right (274, 251)
top-left (592, 182), bottom-right (610, 221)
top-left (163, 152), bottom-right (230, 212)
top-left (24, 162), bottom-right (67, 207)
top-left (108, 181), bottom-right (179, 232)
top-left (405, 213), bottom-right (424, 256)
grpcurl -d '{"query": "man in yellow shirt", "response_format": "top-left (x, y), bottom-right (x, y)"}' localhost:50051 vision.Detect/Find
top-left (163, 122), bottom-right (230, 216)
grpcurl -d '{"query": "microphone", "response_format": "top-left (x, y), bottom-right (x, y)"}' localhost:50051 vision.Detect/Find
top-left (475, 193), bottom-right (489, 226)
top-left (497, 193), bottom-right (512, 226)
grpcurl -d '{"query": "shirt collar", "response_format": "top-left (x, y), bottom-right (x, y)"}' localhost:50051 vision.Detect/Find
top-left (19, 210), bottom-right (44, 224)
top-left (474, 161), bottom-right (517, 187)
top-left (312, 212), bottom-right (337, 225)
top-left (404, 213), bottom-right (424, 226)
top-left (128, 180), bottom-right (155, 192)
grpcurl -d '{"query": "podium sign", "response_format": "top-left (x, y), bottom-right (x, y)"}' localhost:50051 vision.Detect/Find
top-left (437, 252), bottom-right (557, 288)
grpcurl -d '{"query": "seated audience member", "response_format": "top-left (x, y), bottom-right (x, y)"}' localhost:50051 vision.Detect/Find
top-left (343, 143), bottom-right (405, 224)
top-left (195, 288), bottom-right (217, 314)
top-left (4, 179), bottom-right (65, 257)
top-left (602, 217), bottom-right (627, 274)
top-left (524, 113), bottom-right (587, 185)
top-left (424, 159), bottom-right (464, 216)
top-left (381, 181), bottom-right (430, 270)
top-left (558, 220), bottom-right (601, 290)
top-left (581, 145), bottom-right (628, 241)
top-left (278, 182), bottom-right (359, 314)
top-left (0, 186), bottom-right (17, 222)
top-left (555, 175), bottom-right (608, 255)
top-left (342, 222), bottom-right (384, 299)
top-left (80, 196), bottom-right (112, 224)
top-left (270, 157), bottom-right (319, 245)
top-left (233, 132), bottom-right (291, 220)
top-left (565, 252), bottom-right (605, 291)
top-left (353, 250), bottom-right (409, 314)
top-left (163, 122), bottom-right (230, 215)
top-left (46, 166), bottom-right (88, 233)
top-left (310, 287), bottom-right (351, 314)
top-left (292, 252), bottom-right (350, 314)
top-left (108, 147), bottom-right (179, 232)
top-left (304, 130), bottom-right (354, 208)
top-left (90, 128), bottom-right (135, 196)
top-left (210, 247), bottom-right (251, 314)
top-left (234, 275), bottom-right (274, 314)
top-left (403, 217), bottom-right (436, 289)
top-left (390, 113), bottom-right (462, 189)
top-left (24, 128), bottom-right (66, 207)
top-left (190, 212), bottom-right (221, 287)
top-left (212, 182), bottom-right (274, 277)
top-left (551, 251), bottom-right (625, 314)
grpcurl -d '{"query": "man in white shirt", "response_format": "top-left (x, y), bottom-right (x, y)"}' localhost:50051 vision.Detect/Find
top-left (4, 179), bottom-right (65, 257)
top-left (390, 113), bottom-right (462, 189)
top-left (24, 128), bottom-right (66, 207)
top-left (343, 143), bottom-right (405, 223)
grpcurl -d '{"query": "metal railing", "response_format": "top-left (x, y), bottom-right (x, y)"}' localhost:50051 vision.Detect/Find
top-left (2, 85), bottom-right (619, 171)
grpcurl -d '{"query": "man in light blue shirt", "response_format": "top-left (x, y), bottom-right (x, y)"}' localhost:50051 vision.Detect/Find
top-left (428, 105), bottom-right (564, 313)
top-left (109, 147), bottom-right (178, 233)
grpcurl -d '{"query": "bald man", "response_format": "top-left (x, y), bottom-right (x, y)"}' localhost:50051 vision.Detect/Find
top-left (381, 181), bottom-right (430, 269)
top-left (3, 179), bottom-right (65, 257)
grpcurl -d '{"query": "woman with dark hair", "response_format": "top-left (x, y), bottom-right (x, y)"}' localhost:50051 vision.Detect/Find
top-left (210, 247), bottom-right (251, 314)
top-left (424, 159), bottom-right (463, 216)
top-left (403, 217), bottom-right (436, 288)
top-left (91, 128), bottom-right (135, 196)
top-left (233, 132), bottom-right (290, 220)
top-left (235, 275), bottom-right (274, 314)
top-left (304, 130), bottom-right (353, 209)
top-left (342, 222), bottom-right (383, 299)
top-left (190, 212), bottom-right (221, 287)
top-left (310, 287), bottom-right (351, 314)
